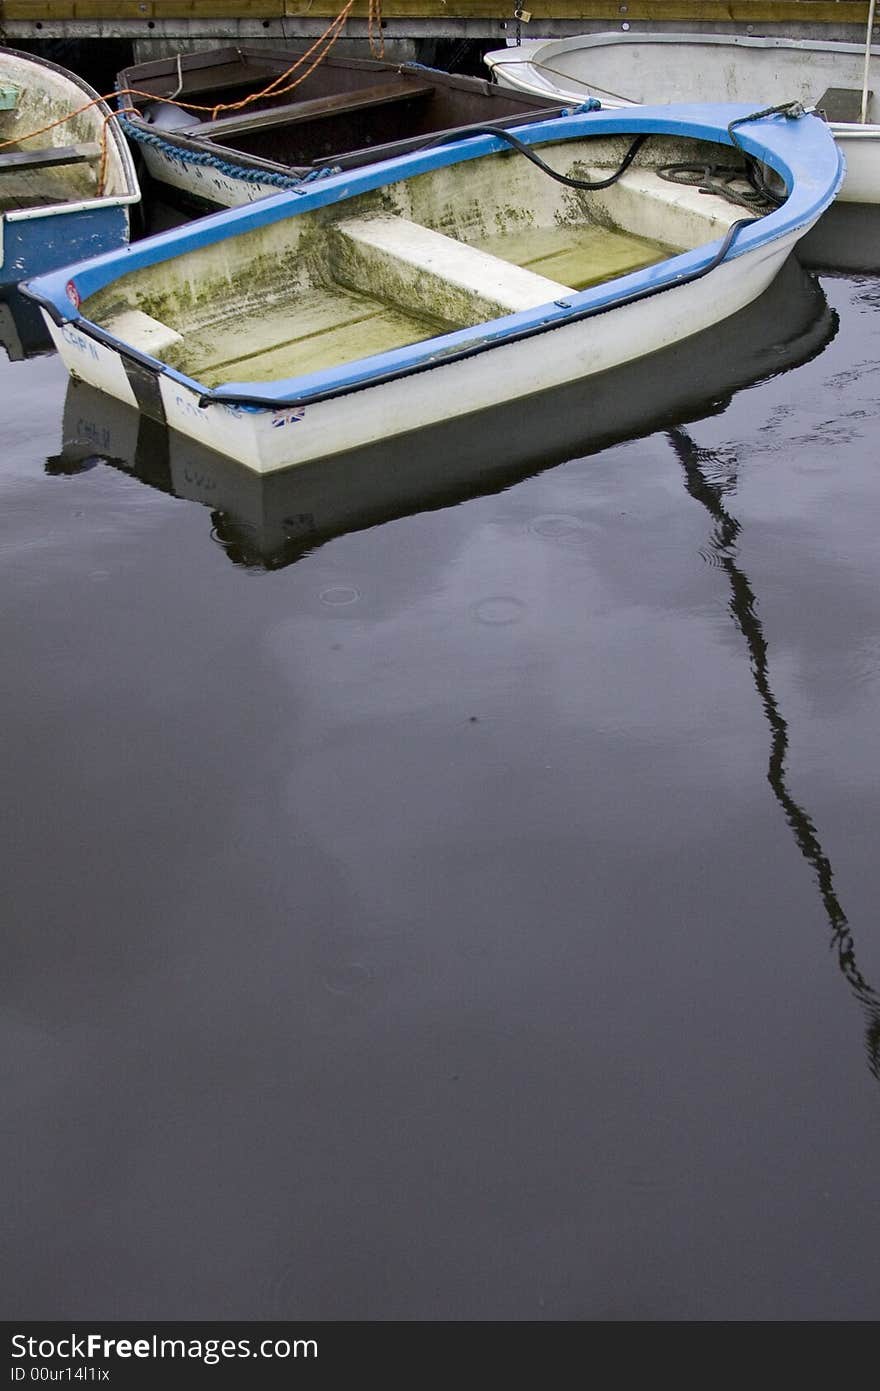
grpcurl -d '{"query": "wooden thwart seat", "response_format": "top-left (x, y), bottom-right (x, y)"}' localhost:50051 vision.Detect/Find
top-left (189, 80), bottom-right (435, 143)
top-left (330, 213), bottom-right (573, 326)
top-left (0, 143), bottom-right (101, 172)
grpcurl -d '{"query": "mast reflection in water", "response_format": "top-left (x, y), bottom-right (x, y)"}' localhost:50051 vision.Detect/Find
top-left (667, 425), bottom-right (880, 1083)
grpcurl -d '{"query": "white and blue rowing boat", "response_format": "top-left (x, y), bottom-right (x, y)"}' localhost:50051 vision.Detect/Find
top-left (22, 102), bottom-right (843, 474)
top-left (0, 47), bottom-right (140, 289)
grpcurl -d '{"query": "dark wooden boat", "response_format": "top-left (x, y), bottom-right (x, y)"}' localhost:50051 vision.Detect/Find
top-left (116, 45), bottom-right (566, 208)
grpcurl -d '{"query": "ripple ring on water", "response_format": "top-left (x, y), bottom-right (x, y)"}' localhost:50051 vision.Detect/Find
top-left (470, 595), bottom-right (526, 626)
top-left (319, 585), bottom-right (361, 607)
top-left (530, 513), bottom-right (590, 544)
top-left (323, 962), bottom-right (371, 995)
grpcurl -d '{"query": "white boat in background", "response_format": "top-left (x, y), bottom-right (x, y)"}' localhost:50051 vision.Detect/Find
top-left (484, 32), bottom-right (880, 202)
top-left (0, 46), bottom-right (140, 288)
top-left (22, 102), bottom-right (843, 475)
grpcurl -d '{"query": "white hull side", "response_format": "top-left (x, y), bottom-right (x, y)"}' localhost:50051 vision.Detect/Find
top-left (140, 143), bottom-right (284, 208)
top-left (830, 127), bottom-right (880, 202)
top-left (46, 320), bottom-right (138, 407)
top-left (42, 226), bottom-right (804, 474)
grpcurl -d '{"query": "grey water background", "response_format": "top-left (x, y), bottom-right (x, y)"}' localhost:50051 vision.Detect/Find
top-left (2, 217), bottom-right (880, 1320)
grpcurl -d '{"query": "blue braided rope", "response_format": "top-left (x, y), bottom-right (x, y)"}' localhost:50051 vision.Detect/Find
top-left (559, 99), bottom-right (602, 116)
top-left (117, 112), bottom-right (337, 191)
top-left (117, 101), bottom-right (600, 198)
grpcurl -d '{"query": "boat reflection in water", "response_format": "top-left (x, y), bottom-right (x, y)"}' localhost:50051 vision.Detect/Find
top-left (0, 286), bottom-right (54, 362)
top-left (51, 251), bottom-right (880, 1080)
top-left (796, 201), bottom-right (880, 276)
top-left (53, 255), bottom-right (834, 569)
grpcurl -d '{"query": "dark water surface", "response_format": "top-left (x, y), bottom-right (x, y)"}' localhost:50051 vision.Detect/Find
top-left (3, 214), bottom-right (880, 1320)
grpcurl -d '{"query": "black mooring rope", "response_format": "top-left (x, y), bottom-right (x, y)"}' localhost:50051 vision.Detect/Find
top-left (414, 121), bottom-right (649, 191)
top-left (727, 101), bottom-right (809, 206)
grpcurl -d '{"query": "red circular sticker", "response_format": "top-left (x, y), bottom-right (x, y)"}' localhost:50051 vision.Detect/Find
top-left (65, 279), bottom-right (81, 309)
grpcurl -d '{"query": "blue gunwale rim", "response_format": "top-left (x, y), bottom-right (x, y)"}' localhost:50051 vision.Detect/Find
top-left (21, 102), bottom-right (844, 411)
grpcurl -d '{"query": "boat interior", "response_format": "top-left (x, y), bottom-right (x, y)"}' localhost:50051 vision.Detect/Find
top-left (82, 133), bottom-right (755, 388)
top-left (0, 52), bottom-right (125, 213)
top-left (123, 46), bottom-right (561, 169)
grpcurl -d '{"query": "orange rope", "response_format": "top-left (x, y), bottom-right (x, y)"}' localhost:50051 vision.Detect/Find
top-left (368, 0), bottom-right (385, 60)
top-left (202, 1), bottom-right (356, 119)
top-left (0, 0), bottom-right (357, 194)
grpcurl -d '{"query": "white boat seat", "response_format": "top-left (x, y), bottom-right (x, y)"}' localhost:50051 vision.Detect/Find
top-left (103, 308), bottom-right (183, 357)
top-left (330, 213), bottom-right (573, 326)
top-left (584, 165), bottom-right (742, 249)
top-left (0, 142), bottom-right (101, 172)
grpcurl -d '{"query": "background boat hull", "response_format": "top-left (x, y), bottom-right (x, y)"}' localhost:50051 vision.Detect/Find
top-left (1, 203), bottom-right (130, 288)
top-left (486, 33), bottom-right (880, 203)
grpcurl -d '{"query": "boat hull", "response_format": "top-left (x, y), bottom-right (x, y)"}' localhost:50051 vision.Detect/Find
top-left (52, 254), bottom-right (835, 566)
top-left (485, 32), bottom-right (880, 202)
top-left (0, 47), bottom-right (140, 286)
top-left (40, 225), bottom-right (804, 473)
top-left (135, 140), bottom-right (279, 209)
top-left (831, 127), bottom-right (880, 203)
top-left (24, 104), bottom-right (844, 474)
top-left (1, 202), bottom-right (131, 289)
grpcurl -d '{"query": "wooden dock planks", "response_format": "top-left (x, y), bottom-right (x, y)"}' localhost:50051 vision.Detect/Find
top-left (1, 0), bottom-right (876, 22)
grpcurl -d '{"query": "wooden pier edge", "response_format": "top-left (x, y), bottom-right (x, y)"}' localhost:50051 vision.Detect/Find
top-left (1, 1), bottom-right (876, 50)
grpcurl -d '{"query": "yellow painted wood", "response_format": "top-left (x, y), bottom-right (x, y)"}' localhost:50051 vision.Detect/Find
top-left (1, 0), bottom-right (875, 21)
